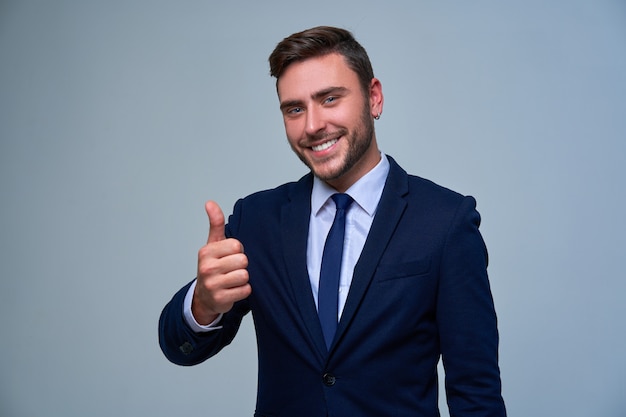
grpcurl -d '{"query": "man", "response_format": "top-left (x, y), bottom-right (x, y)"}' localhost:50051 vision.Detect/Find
top-left (159, 26), bottom-right (506, 416)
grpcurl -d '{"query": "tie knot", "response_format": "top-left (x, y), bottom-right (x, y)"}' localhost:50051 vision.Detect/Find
top-left (331, 193), bottom-right (354, 211)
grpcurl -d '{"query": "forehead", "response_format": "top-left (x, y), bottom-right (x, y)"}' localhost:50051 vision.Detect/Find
top-left (277, 53), bottom-right (360, 100)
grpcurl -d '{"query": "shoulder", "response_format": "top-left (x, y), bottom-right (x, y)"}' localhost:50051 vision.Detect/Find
top-left (224, 173), bottom-right (312, 234)
top-left (384, 156), bottom-right (480, 236)
top-left (387, 155), bottom-right (470, 207)
top-left (408, 174), bottom-right (473, 209)
top-left (408, 174), bottom-right (462, 197)
top-left (237, 172), bottom-right (313, 208)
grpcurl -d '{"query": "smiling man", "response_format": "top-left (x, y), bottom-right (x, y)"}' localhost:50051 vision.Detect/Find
top-left (159, 26), bottom-right (506, 417)
top-left (278, 52), bottom-right (382, 192)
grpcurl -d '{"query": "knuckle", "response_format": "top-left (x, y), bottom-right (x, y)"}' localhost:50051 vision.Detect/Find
top-left (197, 260), bottom-right (219, 278)
top-left (197, 245), bottom-right (209, 258)
top-left (226, 238), bottom-right (244, 253)
top-left (212, 291), bottom-right (227, 306)
top-left (239, 269), bottom-right (249, 282)
top-left (204, 278), bottom-right (220, 293)
top-left (239, 283), bottom-right (252, 298)
top-left (229, 269), bottom-right (248, 285)
top-left (235, 253), bottom-right (249, 268)
top-left (197, 276), bottom-right (217, 294)
top-left (243, 282), bottom-right (252, 294)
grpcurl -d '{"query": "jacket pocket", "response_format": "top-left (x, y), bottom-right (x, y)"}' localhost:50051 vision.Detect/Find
top-left (375, 257), bottom-right (431, 282)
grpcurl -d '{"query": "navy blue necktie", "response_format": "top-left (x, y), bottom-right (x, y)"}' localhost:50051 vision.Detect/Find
top-left (318, 193), bottom-right (354, 349)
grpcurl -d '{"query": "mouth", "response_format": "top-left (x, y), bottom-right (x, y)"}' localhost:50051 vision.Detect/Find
top-left (311, 138), bottom-right (338, 152)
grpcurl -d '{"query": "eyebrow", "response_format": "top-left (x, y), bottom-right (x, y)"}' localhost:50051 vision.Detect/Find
top-left (279, 86), bottom-right (349, 111)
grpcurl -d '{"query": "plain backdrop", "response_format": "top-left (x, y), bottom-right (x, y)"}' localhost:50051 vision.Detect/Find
top-left (1, 1), bottom-right (625, 416)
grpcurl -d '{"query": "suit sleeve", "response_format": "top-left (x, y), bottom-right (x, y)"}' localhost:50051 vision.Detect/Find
top-left (158, 200), bottom-right (250, 366)
top-left (158, 280), bottom-right (249, 366)
top-left (437, 196), bottom-right (507, 416)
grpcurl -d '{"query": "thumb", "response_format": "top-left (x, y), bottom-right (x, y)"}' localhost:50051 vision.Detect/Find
top-left (205, 200), bottom-right (226, 243)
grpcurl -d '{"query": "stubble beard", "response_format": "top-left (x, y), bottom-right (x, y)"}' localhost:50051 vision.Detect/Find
top-left (292, 104), bottom-right (375, 183)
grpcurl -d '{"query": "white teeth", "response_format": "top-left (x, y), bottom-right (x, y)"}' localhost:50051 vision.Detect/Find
top-left (312, 139), bottom-right (337, 152)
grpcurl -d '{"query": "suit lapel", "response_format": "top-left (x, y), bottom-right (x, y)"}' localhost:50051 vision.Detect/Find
top-left (280, 174), bottom-right (328, 357)
top-left (333, 158), bottom-right (409, 349)
top-left (279, 159), bottom-right (410, 355)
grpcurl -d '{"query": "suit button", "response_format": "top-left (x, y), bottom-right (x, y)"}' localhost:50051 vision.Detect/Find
top-left (322, 373), bottom-right (336, 386)
top-left (179, 342), bottom-right (194, 355)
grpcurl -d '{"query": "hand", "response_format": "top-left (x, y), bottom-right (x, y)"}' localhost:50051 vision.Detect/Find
top-left (192, 201), bottom-right (251, 325)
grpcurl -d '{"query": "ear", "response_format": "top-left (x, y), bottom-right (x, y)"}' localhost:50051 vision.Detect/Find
top-left (369, 78), bottom-right (384, 119)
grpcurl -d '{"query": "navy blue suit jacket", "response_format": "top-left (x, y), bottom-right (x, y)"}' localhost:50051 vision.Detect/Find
top-left (159, 157), bottom-right (506, 416)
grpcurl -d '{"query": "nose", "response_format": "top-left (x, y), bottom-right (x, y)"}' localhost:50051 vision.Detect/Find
top-left (304, 106), bottom-right (325, 136)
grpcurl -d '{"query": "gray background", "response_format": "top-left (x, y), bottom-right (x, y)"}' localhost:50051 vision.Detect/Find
top-left (1, 1), bottom-right (625, 416)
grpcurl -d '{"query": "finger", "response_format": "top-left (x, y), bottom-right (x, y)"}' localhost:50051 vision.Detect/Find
top-left (199, 238), bottom-right (245, 260)
top-left (205, 200), bottom-right (226, 244)
top-left (198, 250), bottom-right (247, 278)
top-left (221, 268), bottom-right (250, 289)
top-left (220, 281), bottom-right (252, 302)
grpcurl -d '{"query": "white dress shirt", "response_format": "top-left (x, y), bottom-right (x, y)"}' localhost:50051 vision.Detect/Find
top-left (307, 153), bottom-right (389, 319)
top-left (184, 153), bottom-right (390, 331)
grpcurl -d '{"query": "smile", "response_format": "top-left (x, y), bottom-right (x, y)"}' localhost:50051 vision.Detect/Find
top-left (311, 138), bottom-right (338, 152)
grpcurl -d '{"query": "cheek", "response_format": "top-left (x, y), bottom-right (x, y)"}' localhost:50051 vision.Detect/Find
top-left (284, 120), bottom-right (303, 143)
top-left (330, 106), bottom-right (359, 128)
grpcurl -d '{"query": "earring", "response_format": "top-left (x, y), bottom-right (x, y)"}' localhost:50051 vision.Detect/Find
top-left (374, 112), bottom-right (381, 120)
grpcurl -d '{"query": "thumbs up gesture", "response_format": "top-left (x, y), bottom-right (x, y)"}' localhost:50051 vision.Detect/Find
top-left (192, 201), bottom-right (251, 325)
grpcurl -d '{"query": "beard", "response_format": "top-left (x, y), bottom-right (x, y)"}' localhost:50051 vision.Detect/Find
top-left (292, 103), bottom-right (375, 182)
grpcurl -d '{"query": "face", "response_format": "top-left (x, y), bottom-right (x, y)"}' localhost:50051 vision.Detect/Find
top-left (277, 53), bottom-right (383, 192)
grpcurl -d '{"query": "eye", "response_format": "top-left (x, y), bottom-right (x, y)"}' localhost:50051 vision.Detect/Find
top-left (324, 96), bottom-right (336, 104)
top-left (288, 107), bottom-right (303, 114)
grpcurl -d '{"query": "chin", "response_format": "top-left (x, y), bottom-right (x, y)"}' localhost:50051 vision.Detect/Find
top-left (298, 150), bottom-right (348, 182)
top-left (312, 164), bottom-right (346, 182)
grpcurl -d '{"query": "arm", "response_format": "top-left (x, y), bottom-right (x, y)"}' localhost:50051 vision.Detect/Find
top-left (158, 280), bottom-right (249, 365)
top-left (158, 201), bottom-right (251, 366)
top-left (438, 196), bottom-right (506, 416)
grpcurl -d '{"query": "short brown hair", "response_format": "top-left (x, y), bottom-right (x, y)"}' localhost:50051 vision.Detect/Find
top-left (268, 26), bottom-right (375, 93)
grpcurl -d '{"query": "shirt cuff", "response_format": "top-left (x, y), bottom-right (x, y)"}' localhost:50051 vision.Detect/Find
top-left (183, 279), bottom-right (224, 332)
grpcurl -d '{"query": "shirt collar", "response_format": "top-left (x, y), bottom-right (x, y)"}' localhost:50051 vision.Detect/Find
top-left (311, 153), bottom-right (390, 217)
